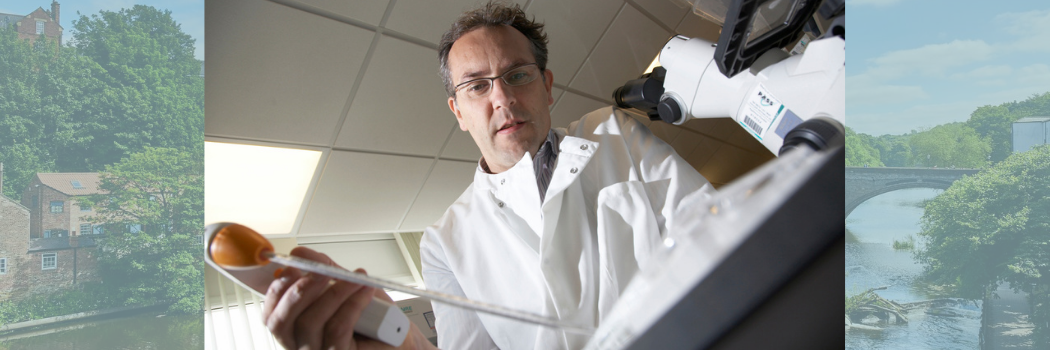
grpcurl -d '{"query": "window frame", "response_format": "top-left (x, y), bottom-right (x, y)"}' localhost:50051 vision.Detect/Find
top-left (35, 20), bottom-right (44, 35)
top-left (42, 253), bottom-right (57, 270)
top-left (50, 200), bottom-right (64, 213)
top-left (0, 258), bottom-right (7, 274)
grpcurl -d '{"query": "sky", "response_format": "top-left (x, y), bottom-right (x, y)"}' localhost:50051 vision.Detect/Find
top-left (848, 0), bottom-right (1050, 136)
top-left (0, 0), bottom-right (203, 60)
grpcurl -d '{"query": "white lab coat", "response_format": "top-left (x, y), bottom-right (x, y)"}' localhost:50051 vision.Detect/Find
top-left (420, 107), bottom-right (715, 349)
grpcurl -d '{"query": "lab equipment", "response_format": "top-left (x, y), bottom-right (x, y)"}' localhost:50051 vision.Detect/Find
top-left (204, 223), bottom-right (593, 347)
top-left (613, 0), bottom-right (844, 156)
top-left (593, 0), bottom-right (845, 348)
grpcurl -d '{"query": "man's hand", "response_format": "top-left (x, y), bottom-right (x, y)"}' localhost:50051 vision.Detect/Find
top-left (261, 246), bottom-right (435, 350)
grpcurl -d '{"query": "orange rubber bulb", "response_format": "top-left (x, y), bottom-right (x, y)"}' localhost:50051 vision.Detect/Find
top-left (209, 223), bottom-right (274, 268)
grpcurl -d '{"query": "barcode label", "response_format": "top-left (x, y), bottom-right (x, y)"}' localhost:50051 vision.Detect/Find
top-left (744, 115), bottom-right (763, 135)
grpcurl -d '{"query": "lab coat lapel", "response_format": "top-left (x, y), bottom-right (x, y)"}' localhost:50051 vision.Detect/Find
top-left (538, 135), bottom-right (600, 327)
top-left (477, 154), bottom-right (544, 255)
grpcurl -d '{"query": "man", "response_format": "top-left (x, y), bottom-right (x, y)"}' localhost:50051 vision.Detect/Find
top-left (263, 2), bottom-right (713, 349)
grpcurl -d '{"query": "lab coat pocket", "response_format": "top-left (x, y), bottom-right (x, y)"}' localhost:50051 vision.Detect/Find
top-left (594, 180), bottom-right (661, 319)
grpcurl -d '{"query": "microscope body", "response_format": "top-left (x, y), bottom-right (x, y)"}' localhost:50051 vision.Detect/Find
top-left (658, 34), bottom-right (844, 156)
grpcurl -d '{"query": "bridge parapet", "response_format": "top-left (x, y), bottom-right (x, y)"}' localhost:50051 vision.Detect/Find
top-left (845, 167), bottom-right (980, 217)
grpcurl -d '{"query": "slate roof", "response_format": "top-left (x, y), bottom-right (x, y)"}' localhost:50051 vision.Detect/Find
top-left (36, 173), bottom-right (104, 196)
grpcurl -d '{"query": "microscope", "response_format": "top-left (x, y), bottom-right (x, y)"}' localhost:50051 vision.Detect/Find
top-left (613, 0), bottom-right (844, 156)
top-left (586, 0), bottom-right (845, 348)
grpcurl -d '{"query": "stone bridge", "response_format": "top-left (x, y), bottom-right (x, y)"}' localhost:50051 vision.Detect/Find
top-left (845, 167), bottom-right (980, 217)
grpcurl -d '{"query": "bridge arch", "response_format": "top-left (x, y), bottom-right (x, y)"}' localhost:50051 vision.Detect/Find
top-left (845, 167), bottom-right (980, 218)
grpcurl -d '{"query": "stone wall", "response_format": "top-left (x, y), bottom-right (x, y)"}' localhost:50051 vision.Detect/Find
top-left (0, 195), bottom-right (31, 301)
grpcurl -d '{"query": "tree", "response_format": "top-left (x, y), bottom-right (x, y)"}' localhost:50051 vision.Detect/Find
top-left (908, 123), bottom-right (989, 168)
top-left (871, 133), bottom-right (912, 167)
top-left (80, 147), bottom-right (204, 313)
top-left (917, 145), bottom-right (1050, 344)
top-left (846, 126), bottom-right (884, 167)
top-left (966, 92), bottom-right (1050, 163)
top-left (0, 5), bottom-right (203, 199)
top-left (967, 105), bottom-right (1018, 163)
top-left (65, 5), bottom-right (204, 170)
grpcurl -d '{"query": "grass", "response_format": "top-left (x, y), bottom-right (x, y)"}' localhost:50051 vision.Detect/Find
top-left (892, 235), bottom-right (916, 251)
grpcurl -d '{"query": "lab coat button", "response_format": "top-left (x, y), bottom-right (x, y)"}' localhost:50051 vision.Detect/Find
top-left (498, 202), bottom-right (504, 208)
top-left (580, 144), bottom-right (588, 150)
top-left (500, 179), bottom-right (505, 185)
top-left (570, 167), bottom-right (578, 174)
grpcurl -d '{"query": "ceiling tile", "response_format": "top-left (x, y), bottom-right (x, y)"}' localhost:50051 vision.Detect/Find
top-left (698, 143), bottom-right (769, 185)
top-left (668, 127), bottom-right (706, 159)
top-left (681, 132), bottom-right (723, 172)
top-left (336, 36), bottom-right (451, 156)
top-left (674, 10), bottom-right (721, 42)
top-left (569, 5), bottom-right (671, 103)
top-left (631, 0), bottom-right (691, 30)
top-left (551, 92), bottom-right (609, 130)
top-left (441, 127), bottom-right (482, 161)
top-left (681, 117), bottom-right (738, 141)
top-left (205, 0), bottom-right (372, 145)
top-left (399, 160), bottom-right (477, 231)
top-left (304, 240), bottom-right (411, 280)
top-left (288, 0), bottom-right (391, 26)
top-left (647, 119), bottom-right (682, 144)
top-left (299, 151), bottom-right (432, 234)
top-left (385, 0), bottom-right (529, 45)
top-left (528, 0), bottom-right (624, 86)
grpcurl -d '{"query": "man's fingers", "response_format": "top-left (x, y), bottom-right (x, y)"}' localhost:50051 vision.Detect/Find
top-left (266, 271), bottom-right (332, 350)
top-left (262, 266), bottom-right (301, 321)
top-left (322, 269), bottom-right (375, 350)
top-left (301, 279), bottom-right (367, 350)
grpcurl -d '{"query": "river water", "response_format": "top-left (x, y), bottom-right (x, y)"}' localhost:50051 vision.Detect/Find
top-left (845, 188), bottom-right (983, 349)
top-left (0, 311), bottom-right (203, 349)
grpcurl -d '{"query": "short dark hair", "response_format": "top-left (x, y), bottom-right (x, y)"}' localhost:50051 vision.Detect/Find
top-left (438, 1), bottom-right (548, 98)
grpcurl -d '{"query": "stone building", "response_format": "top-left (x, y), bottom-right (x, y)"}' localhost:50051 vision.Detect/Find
top-left (0, 1), bottom-right (63, 46)
top-left (0, 168), bottom-right (99, 302)
top-left (21, 173), bottom-right (104, 239)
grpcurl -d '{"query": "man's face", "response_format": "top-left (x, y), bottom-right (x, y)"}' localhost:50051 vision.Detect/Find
top-left (447, 25), bottom-right (554, 174)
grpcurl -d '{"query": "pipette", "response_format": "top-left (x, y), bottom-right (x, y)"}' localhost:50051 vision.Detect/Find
top-left (207, 223), bottom-right (595, 337)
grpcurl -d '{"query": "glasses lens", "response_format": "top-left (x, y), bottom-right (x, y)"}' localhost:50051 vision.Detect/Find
top-left (456, 64), bottom-right (538, 99)
top-left (461, 80), bottom-right (491, 98)
top-left (503, 66), bottom-right (537, 86)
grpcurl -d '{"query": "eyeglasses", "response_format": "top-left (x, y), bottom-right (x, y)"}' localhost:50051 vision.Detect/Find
top-left (453, 63), bottom-right (540, 99)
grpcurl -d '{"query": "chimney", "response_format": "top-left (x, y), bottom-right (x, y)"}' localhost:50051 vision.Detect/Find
top-left (51, 1), bottom-right (60, 24)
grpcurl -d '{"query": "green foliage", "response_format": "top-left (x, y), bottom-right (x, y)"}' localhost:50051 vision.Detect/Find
top-left (845, 291), bottom-right (873, 315)
top-left (966, 92), bottom-right (1050, 163)
top-left (846, 126), bottom-right (884, 167)
top-left (917, 145), bottom-right (1050, 343)
top-left (0, 282), bottom-right (119, 325)
top-left (908, 123), bottom-right (990, 168)
top-left (0, 6), bottom-right (203, 200)
top-left (872, 133), bottom-right (913, 167)
top-left (892, 235), bottom-right (916, 251)
top-left (81, 147), bottom-right (204, 314)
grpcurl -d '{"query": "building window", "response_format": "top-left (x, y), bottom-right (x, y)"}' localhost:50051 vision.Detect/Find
top-left (36, 21), bottom-right (44, 35)
top-left (127, 224), bottom-right (142, 233)
top-left (93, 225), bottom-right (104, 235)
top-left (50, 201), bottom-right (64, 213)
top-left (0, 258), bottom-right (7, 274)
top-left (80, 223), bottom-right (91, 235)
top-left (44, 230), bottom-right (52, 238)
top-left (42, 253), bottom-right (57, 270)
top-left (81, 205), bottom-right (92, 212)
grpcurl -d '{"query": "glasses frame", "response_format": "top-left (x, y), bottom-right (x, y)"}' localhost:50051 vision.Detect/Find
top-left (453, 63), bottom-right (541, 99)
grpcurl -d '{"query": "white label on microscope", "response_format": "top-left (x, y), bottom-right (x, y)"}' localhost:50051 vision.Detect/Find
top-left (739, 83), bottom-right (784, 140)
